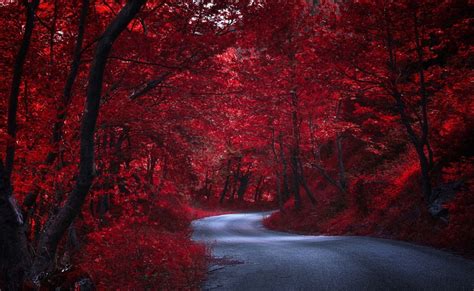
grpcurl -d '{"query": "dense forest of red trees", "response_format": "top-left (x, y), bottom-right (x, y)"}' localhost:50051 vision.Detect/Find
top-left (0, 0), bottom-right (472, 289)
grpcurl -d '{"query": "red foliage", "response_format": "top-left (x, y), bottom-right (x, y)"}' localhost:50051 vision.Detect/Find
top-left (265, 155), bottom-right (474, 257)
top-left (74, 194), bottom-right (209, 290)
top-left (78, 223), bottom-right (207, 290)
top-left (0, 0), bottom-right (472, 288)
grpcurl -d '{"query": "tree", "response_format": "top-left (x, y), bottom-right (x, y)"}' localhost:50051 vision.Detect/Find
top-left (1, 0), bottom-right (147, 287)
top-left (0, 1), bottom-right (40, 288)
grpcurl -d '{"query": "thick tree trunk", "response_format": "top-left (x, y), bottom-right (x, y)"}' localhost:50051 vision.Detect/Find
top-left (29, 0), bottom-right (147, 285)
top-left (237, 173), bottom-right (250, 201)
top-left (0, 1), bottom-right (39, 288)
top-left (4, 0), bottom-right (39, 181)
top-left (0, 162), bottom-right (31, 290)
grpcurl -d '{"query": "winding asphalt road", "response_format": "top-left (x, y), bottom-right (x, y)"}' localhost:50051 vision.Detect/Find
top-left (192, 212), bottom-right (474, 291)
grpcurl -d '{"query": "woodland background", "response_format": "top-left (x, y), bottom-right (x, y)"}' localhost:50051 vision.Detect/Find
top-left (0, 0), bottom-right (472, 289)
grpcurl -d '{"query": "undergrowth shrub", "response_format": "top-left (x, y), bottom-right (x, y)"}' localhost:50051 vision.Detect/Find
top-left (75, 194), bottom-right (208, 290)
top-left (78, 220), bottom-right (207, 290)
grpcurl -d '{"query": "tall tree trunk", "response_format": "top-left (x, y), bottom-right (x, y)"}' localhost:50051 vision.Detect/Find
top-left (270, 129), bottom-right (285, 210)
top-left (384, 8), bottom-right (433, 205)
top-left (275, 173), bottom-right (283, 210)
top-left (23, 0), bottom-right (90, 216)
top-left (155, 156), bottom-right (168, 195)
top-left (297, 159), bottom-right (316, 206)
top-left (290, 88), bottom-right (302, 210)
top-left (335, 136), bottom-right (347, 191)
top-left (254, 176), bottom-right (264, 202)
top-left (308, 117), bottom-right (347, 194)
top-left (237, 173), bottom-right (250, 201)
top-left (230, 160), bottom-right (241, 201)
top-left (219, 159), bottom-right (232, 204)
top-left (290, 150), bottom-right (302, 210)
top-left (146, 152), bottom-right (158, 185)
top-left (335, 99), bottom-right (348, 199)
top-left (4, 0), bottom-right (39, 182)
top-left (0, 1), bottom-right (39, 288)
top-left (29, 0), bottom-right (147, 284)
top-left (230, 179), bottom-right (237, 201)
top-left (0, 161), bottom-right (31, 290)
top-left (47, 0), bottom-right (90, 164)
top-left (278, 132), bottom-right (291, 202)
top-left (413, 7), bottom-right (434, 203)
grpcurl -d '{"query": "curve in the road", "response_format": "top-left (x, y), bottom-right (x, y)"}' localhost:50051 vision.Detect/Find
top-left (192, 212), bottom-right (474, 291)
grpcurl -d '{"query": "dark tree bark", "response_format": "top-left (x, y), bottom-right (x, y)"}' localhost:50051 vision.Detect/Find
top-left (278, 132), bottom-right (291, 202)
top-left (384, 8), bottom-right (433, 205)
top-left (290, 89), bottom-right (302, 210)
top-left (335, 135), bottom-right (347, 191)
top-left (230, 178), bottom-right (238, 201)
top-left (270, 128), bottom-right (285, 210)
top-left (335, 99), bottom-right (347, 193)
top-left (0, 161), bottom-right (31, 290)
top-left (254, 176), bottom-right (264, 202)
top-left (155, 156), bottom-right (168, 195)
top-left (230, 160), bottom-right (242, 201)
top-left (219, 159), bottom-right (232, 204)
top-left (308, 117), bottom-right (347, 195)
top-left (297, 160), bottom-right (317, 206)
top-left (4, 0), bottom-right (39, 182)
top-left (29, 0), bottom-right (147, 284)
top-left (202, 170), bottom-right (213, 199)
top-left (0, 1), bottom-right (39, 288)
top-left (47, 0), bottom-right (90, 164)
top-left (290, 150), bottom-right (302, 210)
top-left (237, 169), bottom-right (251, 201)
top-left (412, 6), bottom-right (434, 203)
top-left (146, 151), bottom-right (158, 185)
top-left (23, 0), bottom-right (90, 225)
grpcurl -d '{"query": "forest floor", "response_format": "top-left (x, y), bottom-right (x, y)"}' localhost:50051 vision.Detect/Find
top-left (193, 212), bottom-right (474, 290)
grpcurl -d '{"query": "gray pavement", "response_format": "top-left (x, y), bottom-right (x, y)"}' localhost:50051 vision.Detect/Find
top-left (192, 212), bottom-right (474, 291)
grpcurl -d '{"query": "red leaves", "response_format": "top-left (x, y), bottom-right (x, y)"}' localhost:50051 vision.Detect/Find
top-left (78, 197), bottom-right (208, 290)
top-left (0, 0), bottom-right (472, 288)
top-left (80, 224), bottom-right (208, 290)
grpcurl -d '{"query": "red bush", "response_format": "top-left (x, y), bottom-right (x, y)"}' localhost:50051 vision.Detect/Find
top-left (78, 220), bottom-right (208, 290)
